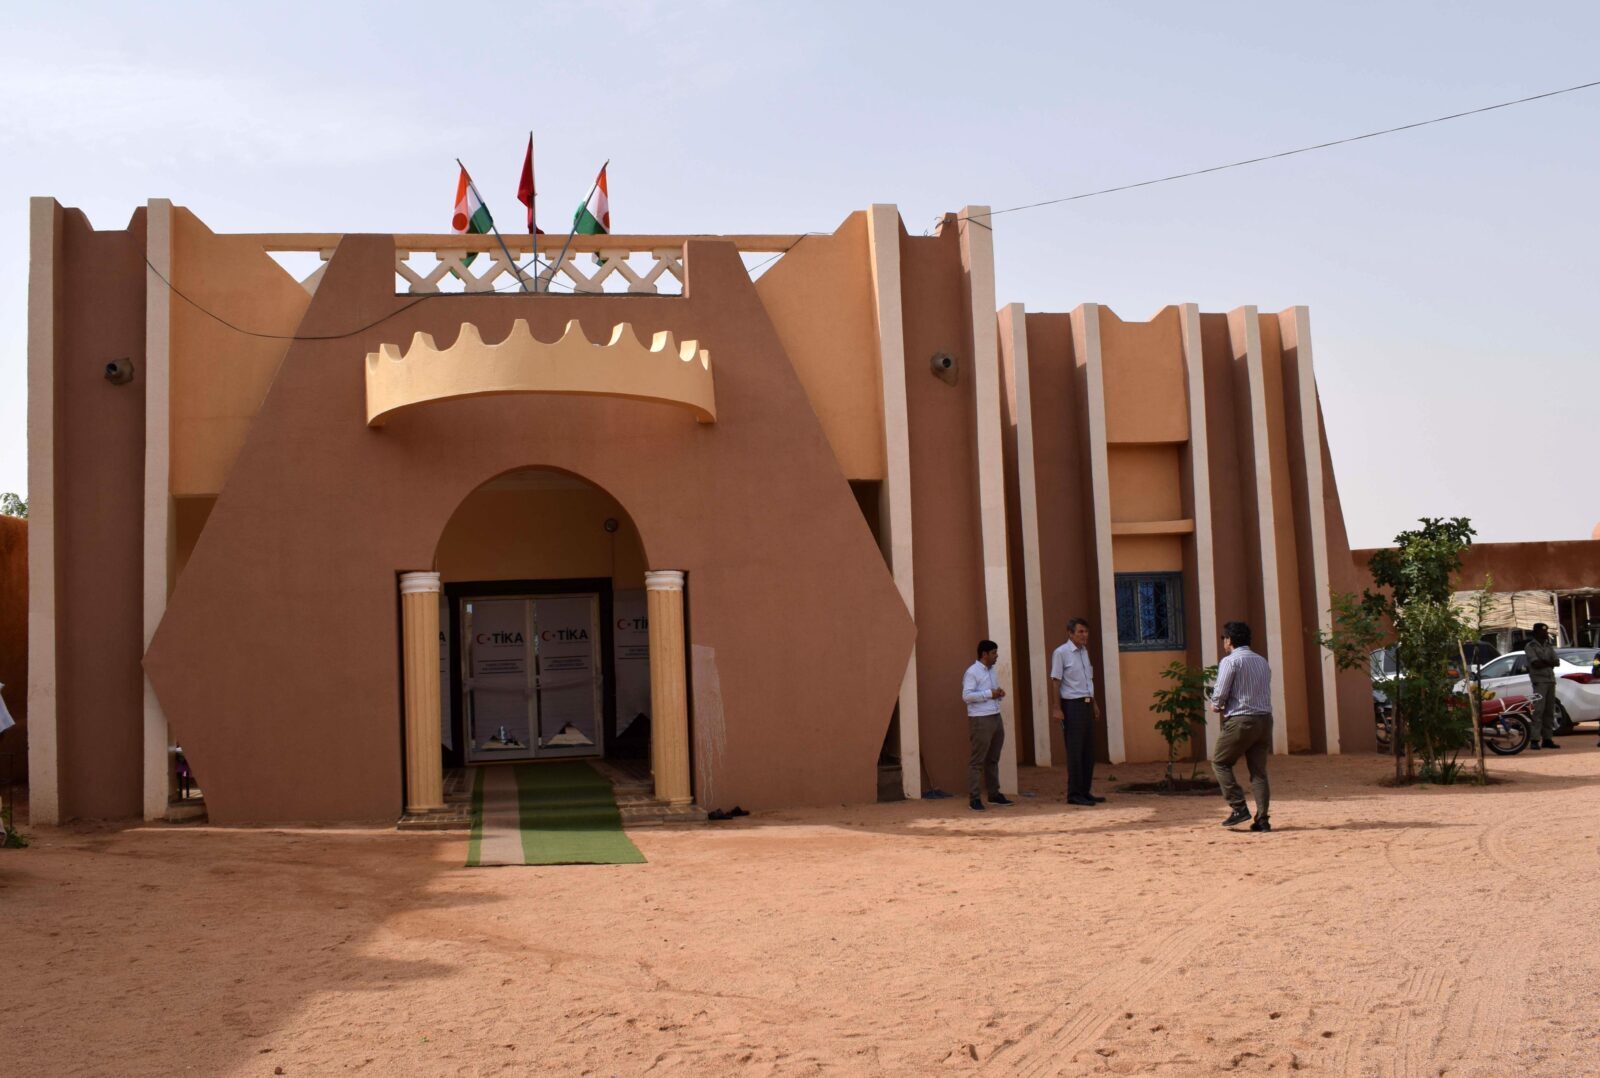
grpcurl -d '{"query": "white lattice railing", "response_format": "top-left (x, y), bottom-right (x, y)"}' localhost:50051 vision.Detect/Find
top-left (237, 234), bottom-right (800, 296)
top-left (395, 246), bottom-right (687, 295)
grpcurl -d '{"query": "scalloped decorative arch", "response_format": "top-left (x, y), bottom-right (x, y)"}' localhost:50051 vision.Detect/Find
top-left (364, 319), bottom-right (715, 427)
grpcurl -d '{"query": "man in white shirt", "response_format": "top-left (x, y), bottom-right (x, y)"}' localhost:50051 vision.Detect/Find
top-left (1050, 617), bottom-right (1103, 806)
top-left (962, 640), bottom-right (1013, 811)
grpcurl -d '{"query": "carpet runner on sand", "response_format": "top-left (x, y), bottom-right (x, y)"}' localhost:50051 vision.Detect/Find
top-left (466, 761), bottom-right (646, 867)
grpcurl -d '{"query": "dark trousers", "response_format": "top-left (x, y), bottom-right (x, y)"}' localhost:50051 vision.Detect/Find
top-left (1061, 698), bottom-right (1095, 799)
top-left (968, 713), bottom-right (1004, 801)
top-left (1213, 712), bottom-right (1272, 817)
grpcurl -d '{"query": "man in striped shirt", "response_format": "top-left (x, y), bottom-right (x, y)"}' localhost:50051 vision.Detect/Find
top-left (1210, 620), bottom-right (1273, 832)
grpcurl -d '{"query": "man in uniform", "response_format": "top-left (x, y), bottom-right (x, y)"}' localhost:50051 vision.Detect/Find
top-left (1525, 623), bottom-right (1561, 750)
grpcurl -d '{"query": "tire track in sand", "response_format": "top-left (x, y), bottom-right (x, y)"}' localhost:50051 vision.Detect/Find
top-left (983, 874), bottom-right (1323, 1078)
top-left (1382, 798), bottom-right (1598, 1077)
top-left (1443, 802), bottom-right (1600, 1067)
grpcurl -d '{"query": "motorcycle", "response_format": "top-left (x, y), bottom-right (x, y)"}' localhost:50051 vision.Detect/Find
top-left (1373, 689), bottom-right (1530, 756)
top-left (1477, 693), bottom-right (1532, 755)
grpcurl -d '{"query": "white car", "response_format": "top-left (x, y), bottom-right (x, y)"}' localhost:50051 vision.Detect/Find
top-left (1458, 650), bottom-right (1600, 733)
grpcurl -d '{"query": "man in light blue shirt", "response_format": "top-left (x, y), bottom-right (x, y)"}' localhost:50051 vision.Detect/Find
top-left (1049, 617), bottom-right (1103, 805)
top-left (1210, 620), bottom-right (1274, 831)
top-left (962, 640), bottom-right (1012, 811)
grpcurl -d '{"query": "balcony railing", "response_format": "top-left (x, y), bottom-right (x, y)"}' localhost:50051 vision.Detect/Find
top-left (231, 233), bottom-right (801, 296)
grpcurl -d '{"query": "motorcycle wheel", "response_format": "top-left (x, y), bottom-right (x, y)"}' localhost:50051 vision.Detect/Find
top-left (1484, 715), bottom-right (1530, 755)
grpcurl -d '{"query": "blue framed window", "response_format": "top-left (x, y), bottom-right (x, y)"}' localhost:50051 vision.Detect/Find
top-left (1114, 572), bottom-right (1185, 651)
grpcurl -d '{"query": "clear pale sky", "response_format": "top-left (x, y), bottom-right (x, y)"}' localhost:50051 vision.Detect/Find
top-left (2, 2), bottom-right (1596, 547)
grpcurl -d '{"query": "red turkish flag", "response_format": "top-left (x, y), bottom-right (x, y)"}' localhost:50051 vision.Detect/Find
top-left (517, 135), bottom-right (542, 234)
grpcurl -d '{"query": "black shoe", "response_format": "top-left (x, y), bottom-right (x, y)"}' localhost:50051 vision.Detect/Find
top-left (1250, 817), bottom-right (1272, 833)
top-left (1541, 740), bottom-right (1560, 749)
top-left (1088, 795), bottom-right (1107, 803)
top-left (1221, 808), bottom-right (1252, 828)
top-left (969, 798), bottom-right (986, 811)
top-left (1529, 742), bottom-right (1542, 750)
top-left (1066, 796), bottom-right (1096, 806)
top-left (989, 794), bottom-right (1015, 806)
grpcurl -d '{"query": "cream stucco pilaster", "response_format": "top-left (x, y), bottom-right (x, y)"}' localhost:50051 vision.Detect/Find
top-left (26, 197), bottom-right (61, 824)
top-left (142, 199), bottom-right (175, 820)
top-left (1179, 305), bottom-right (1222, 757)
top-left (1282, 307), bottom-right (1341, 754)
top-left (958, 207), bottom-right (1018, 792)
top-left (1072, 304), bottom-right (1127, 764)
top-left (1229, 307), bottom-right (1290, 754)
top-left (646, 570), bottom-right (692, 806)
top-left (1000, 304), bottom-right (1052, 767)
top-left (399, 572), bottom-right (445, 814)
top-left (866, 204), bottom-right (923, 799)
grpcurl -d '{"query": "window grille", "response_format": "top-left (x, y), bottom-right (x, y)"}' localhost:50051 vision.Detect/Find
top-left (1114, 572), bottom-right (1186, 651)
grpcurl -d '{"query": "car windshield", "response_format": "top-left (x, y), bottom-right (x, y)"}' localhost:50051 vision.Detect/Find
top-left (1558, 648), bottom-right (1598, 665)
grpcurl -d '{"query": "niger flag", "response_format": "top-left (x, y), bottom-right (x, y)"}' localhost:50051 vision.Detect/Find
top-left (452, 167), bottom-right (492, 265)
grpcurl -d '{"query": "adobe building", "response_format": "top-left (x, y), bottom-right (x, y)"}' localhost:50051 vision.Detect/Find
top-left (25, 196), bottom-right (1376, 825)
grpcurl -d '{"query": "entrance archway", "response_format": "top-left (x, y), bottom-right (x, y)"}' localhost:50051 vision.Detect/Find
top-left (434, 467), bottom-right (651, 771)
top-left (397, 466), bottom-right (693, 818)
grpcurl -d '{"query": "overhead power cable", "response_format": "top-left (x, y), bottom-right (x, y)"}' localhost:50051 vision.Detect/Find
top-left (959, 78), bottom-right (1600, 224)
top-left (144, 236), bottom-right (824, 342)
top-left (147, 78), bottom-right (1599, 339)
top-left (145, 257), bottom-right (585, 342)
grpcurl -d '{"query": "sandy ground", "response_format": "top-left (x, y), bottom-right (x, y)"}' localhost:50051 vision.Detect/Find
top-left (5, 747), bottom-right (1600, 1078)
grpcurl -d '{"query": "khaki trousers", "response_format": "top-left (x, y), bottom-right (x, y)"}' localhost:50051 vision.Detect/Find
top-left (1529, 680), bottom-right (1559, 741)
top-left (1213, 712), bottom-right (1272, 817)
top-left (968, 713), bottom-right (1004, 801)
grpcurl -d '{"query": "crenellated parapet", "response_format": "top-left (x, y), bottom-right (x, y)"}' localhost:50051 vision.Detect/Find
top-left (364, 319), bottom-right (715, 427)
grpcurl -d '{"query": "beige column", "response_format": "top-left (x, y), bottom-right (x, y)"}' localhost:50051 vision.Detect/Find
top-left (1000, 303), bottom-right (1052, 767)
top-left (26, 198), bottom-right (62, 824)
top-left (400, 572), bottom-right (445, 814)
top-left (1279, 306), bottom-right (1341, 755)
top-left (1072, 304), bottom-right (1128, 764)
top-left (143, 198), bottom-right (175, 821)
top-left (866, 204), bottom-right (923, 799)
top-left (958, 205), bottom-right (1019, 792)
top-left (646, 570), bottom-right (692, 806)
top-left (1228, 307), bottom-right (1291, 754)
top-left (1179, 305), bottom-right (1222, 758)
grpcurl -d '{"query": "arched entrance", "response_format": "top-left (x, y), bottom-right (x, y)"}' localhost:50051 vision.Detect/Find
top-left (397, 466), bottom-right (692, 817)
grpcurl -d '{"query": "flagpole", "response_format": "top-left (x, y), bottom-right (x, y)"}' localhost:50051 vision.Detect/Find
top-left (528, 131), bottom-right (542, 291)
top-left (456, 157), bottom-right (531, 293)
top-left (546, 158), bottom-right (609, 294)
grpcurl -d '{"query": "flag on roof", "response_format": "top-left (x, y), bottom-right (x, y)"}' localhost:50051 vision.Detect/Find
top-left (452, 166), bottom-right (493, 265)
top-left (517, 135), bottom-right (541, 235)
top-left (573, 164), bottom-right (609, 235)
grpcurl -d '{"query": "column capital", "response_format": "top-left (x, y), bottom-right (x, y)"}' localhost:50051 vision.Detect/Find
top-left (645, 570), bottom-right (685, 592)
top-left (399, 571), bottom-right (442, 595)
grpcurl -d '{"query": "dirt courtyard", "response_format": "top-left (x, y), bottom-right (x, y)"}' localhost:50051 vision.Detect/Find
top-left (5, 748), bottom-right (1600, 1077)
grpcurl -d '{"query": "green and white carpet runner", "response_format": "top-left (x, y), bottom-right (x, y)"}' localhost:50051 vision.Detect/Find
top-left (467, 761), bottom-right (645, 867)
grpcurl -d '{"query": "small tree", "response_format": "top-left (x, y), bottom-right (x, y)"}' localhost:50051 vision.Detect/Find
top-left (0, 493), bottom-right (25, 519)
top-left (1457, 578), bottom-right (1495, 783)
top-left (1150, 661), bottom-right (1218, 788)
top-left (1320, 517), bottom-right (1479, 784)
top-left (1, 798), bottom-right (25, 848)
